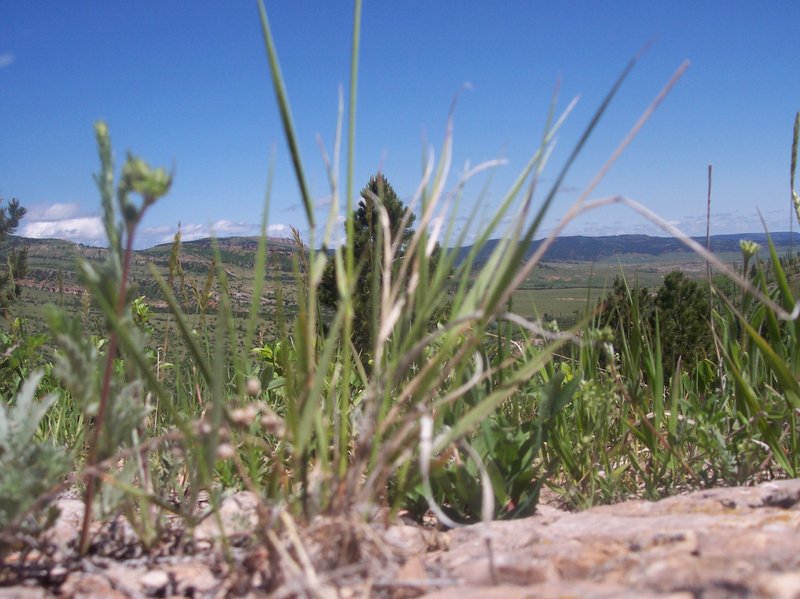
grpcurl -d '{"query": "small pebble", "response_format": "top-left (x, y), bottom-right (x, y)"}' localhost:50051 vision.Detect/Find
top-left (140, 569), bottom-right (170, 595)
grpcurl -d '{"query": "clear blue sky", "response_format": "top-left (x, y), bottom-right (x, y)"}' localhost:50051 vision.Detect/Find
top-left (1, 1), bottom-right (798, 249)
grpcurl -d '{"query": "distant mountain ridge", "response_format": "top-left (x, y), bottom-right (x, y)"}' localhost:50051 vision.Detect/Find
top-left (6, 231), bottom-right (799, 268)
top-left (456, 232), bottom-right (800, 265)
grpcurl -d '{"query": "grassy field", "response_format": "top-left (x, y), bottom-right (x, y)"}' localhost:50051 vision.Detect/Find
top-left (510, 249), bottom-right (787, 320)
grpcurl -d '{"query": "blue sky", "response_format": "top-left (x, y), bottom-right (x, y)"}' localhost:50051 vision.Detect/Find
top-left (1, 1), bottom-right (798, 249)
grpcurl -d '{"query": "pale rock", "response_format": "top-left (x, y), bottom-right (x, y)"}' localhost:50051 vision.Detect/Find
top-left (139, 569), bottom-right (170, 595)
top-left (0, 589), bottom-right (51, 599)
top-left (42, 499), bottom-right (84, 549)
top-left (166, 562), bottom-right (220, 596)
top-left (757, 571), bottom-right (800, 599)
top-left (420, 479), bottom-right (800, 598)
top-left (60, 572), bottom-right (127, 599)
top-left (382, 524), bottom-right (445, 555)
top-left (192, 491), bottom-right (262, 541)
top-left (396, 555), bottom-right (427, 582)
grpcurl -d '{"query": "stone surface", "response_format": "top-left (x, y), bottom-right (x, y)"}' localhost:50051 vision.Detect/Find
top-left (138, 569), bottom-right (169, 595)
top-left (417, 479), bottom-right (800, 599)
top-left (166, 562), bottom-right (221, 597)
top-left (42, 499), bottom-right (84, 550)
top-left (192, 490), bottom-right (262, 542)
top-left (2, 480), bottom-right (800, 598)
top-left (0, 589), bottom-right (50, 599)
top-left (59, 572), bottom-right (127, 599)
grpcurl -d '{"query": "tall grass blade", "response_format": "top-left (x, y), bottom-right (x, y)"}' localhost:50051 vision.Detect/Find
top-left (257, 0), bottom-right (315, 228)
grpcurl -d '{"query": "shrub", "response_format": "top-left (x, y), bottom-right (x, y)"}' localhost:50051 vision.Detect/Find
top-left (655, 271), bottom-right (712, 375)
top-left (599, 270), bottom-right (712, 376)
top-left (0, 372), bottom-right (71, 543)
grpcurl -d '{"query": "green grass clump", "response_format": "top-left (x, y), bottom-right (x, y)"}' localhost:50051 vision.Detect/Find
top-left (0, 372), bottom-right (71, 544)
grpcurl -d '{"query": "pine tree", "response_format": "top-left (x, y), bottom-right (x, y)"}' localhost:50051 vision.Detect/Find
top-left (319, 173), bottom-right (415, 355)
top-left (0, 197), bottom-right (27, 317)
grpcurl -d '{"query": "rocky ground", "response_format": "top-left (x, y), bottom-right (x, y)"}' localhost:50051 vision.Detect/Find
top-left (2, 479), bottom-right (800, 598)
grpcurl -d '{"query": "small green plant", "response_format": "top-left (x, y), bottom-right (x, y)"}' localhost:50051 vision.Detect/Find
top-left (0, 319), bottom-right (50, 399)
top-left (0, 371), bottom-right (71, 544)
top-left (46, 122), bottom-right (174, 553)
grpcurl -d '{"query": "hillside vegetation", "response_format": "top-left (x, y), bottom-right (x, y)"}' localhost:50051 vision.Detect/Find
top-left (0, 234), bottom-right (300, 339)
top-left (5, 232), bottom-right (796, 331)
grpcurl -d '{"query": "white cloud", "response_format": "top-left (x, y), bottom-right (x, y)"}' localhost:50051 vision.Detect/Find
top-left (315, 194), bottom-right (334, 209)
top-left (141, 225), bottom-right (173, 236)
top-left (20, 202), bottom-right (106, 245)
top-left (137, 220), bottom-right (295, 248)
top-left (209, 220), bottom-right (293, 238)
top-left (26, 202), bottom-right (81, 221)
top-left (267, 223), bottom-right (292, 237)
top-left (22, 216), bottom-right (105, 243)
top-left (0, 53), bottom-right (14, 69)
top-left (173, 223), bottom-right (211, 242)
top-left (211, 219), bottom-right (259, 235)
top-left (136, 225), bottom-right (178, 247)
top-left (667, 211), bottom-right (779, 237)
top-left (314, 214), bottom-right (350, 247)
top-left (166, 221), bottom-right (254, 243)
top-left (21, 205), bottom-right (298, 249)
